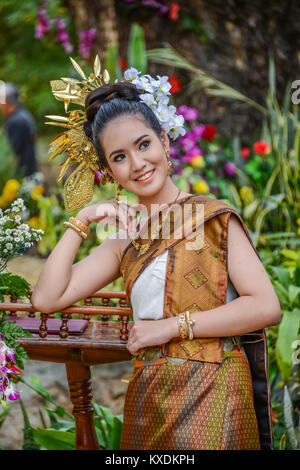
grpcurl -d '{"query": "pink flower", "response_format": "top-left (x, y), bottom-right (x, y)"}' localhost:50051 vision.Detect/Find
top-left (177, 105), bottom-right (199, 121)
top-left (6, 385), bottom-right (20, 401)
top-left (192, 124), bottom-right (205, 139)
top-left (6, 347), bottom-right (16, 363)
top-left (94, 170), bottom-right (101, 184)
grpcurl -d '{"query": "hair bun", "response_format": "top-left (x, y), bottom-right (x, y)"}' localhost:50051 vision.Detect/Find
top-left (85, 82), bottom-right (143, 122)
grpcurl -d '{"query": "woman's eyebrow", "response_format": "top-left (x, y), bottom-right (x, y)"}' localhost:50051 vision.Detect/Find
top-left (109, 134), bottom-right (150, 159)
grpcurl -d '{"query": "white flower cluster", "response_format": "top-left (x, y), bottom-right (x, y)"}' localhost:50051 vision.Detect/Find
top-left (123, 67), bottom-right (186, 141)
top-left (0, 198), bottom-right (44, 262)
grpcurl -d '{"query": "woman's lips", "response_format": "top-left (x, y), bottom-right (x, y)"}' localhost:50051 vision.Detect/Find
top-left (135, 169), bottom-right (155, 183)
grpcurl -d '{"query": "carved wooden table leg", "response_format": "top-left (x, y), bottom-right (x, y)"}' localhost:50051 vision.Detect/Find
top-left (65, 362), bottom-right (99, 450)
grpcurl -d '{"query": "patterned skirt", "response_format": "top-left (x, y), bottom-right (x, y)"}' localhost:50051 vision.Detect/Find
top-left (120, 348), bottom-right (261, 450)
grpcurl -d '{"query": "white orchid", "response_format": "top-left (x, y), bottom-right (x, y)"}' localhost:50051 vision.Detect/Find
top-left (122, 68), bottom-right (186, 141)
top-left (140, 93), bottom-right (156, 108)
top-left (124, 67), bottom-right (140, 82)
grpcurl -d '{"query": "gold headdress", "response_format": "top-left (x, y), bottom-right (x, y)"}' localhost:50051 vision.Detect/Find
top-left (45, 55), bottom-right (114, 213)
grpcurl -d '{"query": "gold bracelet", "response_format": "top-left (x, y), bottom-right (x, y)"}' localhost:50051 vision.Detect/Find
top-left (69, 217), bottom-right (90, 235)
top-left (178, 313), bottom-right (188, 339)
top-left (184, 310), bottom-right (195, 340)
top-left (63, 221), bottom-right (88, 239)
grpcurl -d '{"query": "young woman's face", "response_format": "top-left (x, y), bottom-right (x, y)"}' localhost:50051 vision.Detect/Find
top-left (99, 114), bottom-right (170, 198)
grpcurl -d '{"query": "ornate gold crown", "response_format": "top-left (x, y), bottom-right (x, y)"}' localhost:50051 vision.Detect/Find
top-left (45, 55), bottom-right (114, 213)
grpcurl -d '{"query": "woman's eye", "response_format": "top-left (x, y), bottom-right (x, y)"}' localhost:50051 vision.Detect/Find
top-left (114, 154), bottom-right (126, 162)
top-left (140, 140), bottom-right (150, 150)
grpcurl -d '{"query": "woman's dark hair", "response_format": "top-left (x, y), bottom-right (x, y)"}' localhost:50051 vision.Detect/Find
top-left (83, 82), bottom-right (163, 168)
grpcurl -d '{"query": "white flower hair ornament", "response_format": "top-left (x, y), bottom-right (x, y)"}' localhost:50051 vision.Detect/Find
top-left (45, 56), bottom-right (186, 213)
top-left (122, 67), bottom-right (186, 140)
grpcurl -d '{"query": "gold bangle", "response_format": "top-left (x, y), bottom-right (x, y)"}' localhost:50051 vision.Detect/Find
top-left (63, 221), bottom-right (88, 239)
top-left (178, 313), bottom-right (188, 339)
top-left (184, 310), bottom-right (195, 340)
top-left (69, 217), bottom-right (90, 234)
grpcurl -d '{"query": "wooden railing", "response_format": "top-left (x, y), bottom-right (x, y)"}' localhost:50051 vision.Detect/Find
top-left (0, 290), bottom-right (134, 450)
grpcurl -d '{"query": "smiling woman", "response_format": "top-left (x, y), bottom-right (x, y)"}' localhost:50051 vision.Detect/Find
top-left (31, 64), bottom-right (280, 451)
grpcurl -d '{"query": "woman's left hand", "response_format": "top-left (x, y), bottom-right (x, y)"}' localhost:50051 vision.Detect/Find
top-left (126, 318), bottom-right (177, 355)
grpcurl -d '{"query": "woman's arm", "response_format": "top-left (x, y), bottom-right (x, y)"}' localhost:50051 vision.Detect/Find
top-left (31, 212), bottom-right (122, 314)
top-left (127, 214), bottom-right (281, 354)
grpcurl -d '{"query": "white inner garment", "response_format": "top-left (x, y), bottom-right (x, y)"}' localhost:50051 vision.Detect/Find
top-left (130, 249), bottom-right (239, 323)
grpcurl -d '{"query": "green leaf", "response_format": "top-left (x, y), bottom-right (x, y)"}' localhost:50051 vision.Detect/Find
top-left (110, 416), bottom-right (123, 450)
top-left (271, 266), bottom-right (290, 290)
top-left (276, 309), bottom-right (300, 382)
top-left (128, 23), bottom-right (147, 74)
top-left (105, 43), bottom-right (122, 83)
top-left (281, 249), bottom-right (298, 261)
top-left (32, 428), bottom-right (76, 450)
top-left (289, 286), bottom-right (300, 306)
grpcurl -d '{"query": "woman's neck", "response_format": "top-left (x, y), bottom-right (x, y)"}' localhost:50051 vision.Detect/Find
top-left (137, 178), bottom-right (191, 218)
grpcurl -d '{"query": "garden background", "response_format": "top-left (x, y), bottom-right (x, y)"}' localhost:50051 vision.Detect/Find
top-left (0, 0), bottom-right (300, 450)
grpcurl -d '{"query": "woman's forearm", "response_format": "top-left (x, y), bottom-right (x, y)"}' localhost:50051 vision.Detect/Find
top-left (31, 213), bottom-right (88, 308)
top-left (168, 295), bottom-right (281, 339)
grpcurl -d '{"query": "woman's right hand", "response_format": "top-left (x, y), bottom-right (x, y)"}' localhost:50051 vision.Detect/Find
top-left (76, 198), bottom-right (143, 236)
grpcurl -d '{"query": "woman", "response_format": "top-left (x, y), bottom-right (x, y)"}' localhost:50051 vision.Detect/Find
top-left (31, 78), bottom-right (281, 450)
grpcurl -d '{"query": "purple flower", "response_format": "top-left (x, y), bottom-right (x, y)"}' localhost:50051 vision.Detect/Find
top-left (178, 132), bottom-right (196, 152)
top-left (192, 124), bottom-right (205, 139)
top-left (224, 162), bottom-right (237, 176)
top-left (8, 389), bottom-right (20, 401)
top-left (79, 29), bottom-right (96, 58)
top-left (186, 146), bottom-right (203, 157)
top-left (180, 155), bottom-right (192, 163)
top-left (177, 105), bottom-right (198, 121)
top-left (170, 145), bottom-right (179, 158)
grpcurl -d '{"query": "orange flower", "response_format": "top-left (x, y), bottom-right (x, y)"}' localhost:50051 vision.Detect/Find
top-left (253, 141), bottom-right (271, 155)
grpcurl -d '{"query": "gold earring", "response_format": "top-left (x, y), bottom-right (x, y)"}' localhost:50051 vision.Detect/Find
top-left (100, 168), bottom-right (114, 185)
top-left (115, 183), bottom-right (123, 205)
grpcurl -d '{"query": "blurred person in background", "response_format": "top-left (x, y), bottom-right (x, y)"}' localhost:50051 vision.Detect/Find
top-left (0, 82), bottom-right (39, 177)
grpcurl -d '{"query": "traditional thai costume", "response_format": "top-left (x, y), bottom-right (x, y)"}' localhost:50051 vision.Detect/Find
top-left (119, 194), bottom-right (273, 450)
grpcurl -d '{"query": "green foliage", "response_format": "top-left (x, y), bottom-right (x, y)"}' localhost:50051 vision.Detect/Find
top-left (0, 311), bottom-right (32, 373)
top-left (0, 129), bottom-right (18, 191)
top-left (14, 375), bottom-right (123, 450)
top-left (18, 396), bottom-right (41, 450)
top-left (128, 23), bottom-right (147, 74)
top-left (0, 272), bottom-right (31, 301)
top-left (0, 0), bottom-right (77, 134)
top-left (32, 428), bottom-right (75, 450)
top-left (105, 43), bottom-right (122, 83)
top-left (283, 385), bottom-right (300, 449)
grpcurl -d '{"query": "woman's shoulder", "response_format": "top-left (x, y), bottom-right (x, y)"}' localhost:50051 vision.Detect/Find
top-left (107, 231), bottom-right (133, 264)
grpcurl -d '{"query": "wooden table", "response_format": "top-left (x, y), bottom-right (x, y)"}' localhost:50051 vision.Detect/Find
top-left (0, 291), bottom-right (133, 450)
